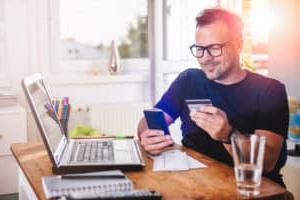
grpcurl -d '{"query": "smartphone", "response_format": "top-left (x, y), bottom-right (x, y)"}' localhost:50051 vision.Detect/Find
top-left (185, 99), bottom-right (212, 112)
top-left (143, 109), bottom-right (170, 135)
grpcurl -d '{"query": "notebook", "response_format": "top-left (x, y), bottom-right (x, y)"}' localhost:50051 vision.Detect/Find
top-left (22, 73), bottom-right (145, 173)
top-left (42, 170), bottom-right (133, 199)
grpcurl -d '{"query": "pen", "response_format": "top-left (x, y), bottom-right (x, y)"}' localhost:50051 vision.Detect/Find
top-left (58, 99), bottom-right (64, 120)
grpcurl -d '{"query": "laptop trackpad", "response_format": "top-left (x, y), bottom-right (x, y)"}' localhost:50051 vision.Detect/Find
top-left (113, 140), bottom-right (134, 164)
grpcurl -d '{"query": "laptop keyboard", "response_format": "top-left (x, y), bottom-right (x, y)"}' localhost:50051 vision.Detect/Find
top-left (70, 141), bottom-right (114, 163)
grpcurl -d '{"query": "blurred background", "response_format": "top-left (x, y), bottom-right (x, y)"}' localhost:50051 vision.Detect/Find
top-left (0, 0), bottom-right (299, 199)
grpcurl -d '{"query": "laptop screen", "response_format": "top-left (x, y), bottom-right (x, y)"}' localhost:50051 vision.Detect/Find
top-left (27, 78), bottom-right (64, 154)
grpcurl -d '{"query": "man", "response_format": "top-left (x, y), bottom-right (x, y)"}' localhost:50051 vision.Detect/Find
top-left (138, 8), bottom-right (289, 186)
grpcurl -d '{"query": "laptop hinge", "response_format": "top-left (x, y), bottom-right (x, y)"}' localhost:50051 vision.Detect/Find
top-left (55, 136), bottom-right (69, 166)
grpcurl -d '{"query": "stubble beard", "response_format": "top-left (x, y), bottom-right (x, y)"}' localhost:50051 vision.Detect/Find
top-left (204, 62), bottom-right (237, 82)
top-left (203, 63), bottom-right (223, 80)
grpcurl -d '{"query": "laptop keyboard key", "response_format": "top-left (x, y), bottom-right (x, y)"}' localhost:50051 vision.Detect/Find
top-left (70, 140), bottom-right (114, 163)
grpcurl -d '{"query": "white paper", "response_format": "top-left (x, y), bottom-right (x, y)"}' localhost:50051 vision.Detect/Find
top-left (152, 150), bottom-right (207, 171)
top-left (188, 155), bottom-right (207, 169)
top-left (164, 150), bottom-right (190, 171)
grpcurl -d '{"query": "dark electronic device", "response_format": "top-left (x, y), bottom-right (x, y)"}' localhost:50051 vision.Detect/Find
top-left (143, 109), bottom-right (170, 135)
top-left (61, 189), bottom-right (162, 200)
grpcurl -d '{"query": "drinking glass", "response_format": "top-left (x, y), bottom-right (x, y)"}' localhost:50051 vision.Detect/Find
top-left (231, 133), bottom-right (266, 197)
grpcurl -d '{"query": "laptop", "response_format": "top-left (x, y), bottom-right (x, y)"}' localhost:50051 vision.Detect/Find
top-left (22, 73), bottom-right (145, 174)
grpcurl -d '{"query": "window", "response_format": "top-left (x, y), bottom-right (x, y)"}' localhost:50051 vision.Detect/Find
top-left (46, 0), bottom-right (272, 85)
top-left (163, 0), bottom-right (218, 61)
top-left (161, 0), bottom-right (272, 71)
top-left (50, 0), bottom-right (148, 73)
top-left (248, 0), bottom-right (271, 71)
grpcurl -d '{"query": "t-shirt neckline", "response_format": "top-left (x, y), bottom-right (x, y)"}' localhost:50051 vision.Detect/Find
top-left (206, 70), bottom-right (250, 88)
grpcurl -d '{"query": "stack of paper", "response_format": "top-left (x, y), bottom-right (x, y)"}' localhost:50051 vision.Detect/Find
top-left (42, 170), bottom-right (133, 199)
top-left (152, 150), bottom-right (207, 171)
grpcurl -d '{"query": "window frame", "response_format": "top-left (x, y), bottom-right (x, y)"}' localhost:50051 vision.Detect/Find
top-left (30, 0), bottom-right (269, 97)
top-left (0, 0), bottom-right (10, 88)
top-left (42, 0), bottom-right (149, 84)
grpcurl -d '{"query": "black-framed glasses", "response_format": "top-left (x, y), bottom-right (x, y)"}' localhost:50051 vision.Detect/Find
top-left (189, 41), bottom-right (231, 58)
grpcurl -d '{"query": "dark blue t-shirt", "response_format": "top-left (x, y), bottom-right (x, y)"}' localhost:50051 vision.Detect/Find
top-left (155, 68), bottom-right (289, 186)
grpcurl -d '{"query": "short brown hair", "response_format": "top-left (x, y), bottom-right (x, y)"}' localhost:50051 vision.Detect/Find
top-left (196, 8), bottom-right (243, 39)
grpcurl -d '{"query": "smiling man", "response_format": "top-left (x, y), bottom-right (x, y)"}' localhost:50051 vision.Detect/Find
top-left (137, 8), bottom-right (289, 187)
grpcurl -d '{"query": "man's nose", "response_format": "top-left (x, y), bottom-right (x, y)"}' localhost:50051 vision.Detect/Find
top-left (200, 49), bottom-right (214, 61)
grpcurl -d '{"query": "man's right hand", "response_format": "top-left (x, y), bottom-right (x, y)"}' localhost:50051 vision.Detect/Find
top-left (140, 129), bottom-right (174, 155)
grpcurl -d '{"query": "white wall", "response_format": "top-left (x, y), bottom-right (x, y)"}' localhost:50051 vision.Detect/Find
top-left (0, 0), bottom-right (29, 92)
top-left (269, 1), bottom-right (300, 199)
top-left (269, 0), bottom-right (300, 99)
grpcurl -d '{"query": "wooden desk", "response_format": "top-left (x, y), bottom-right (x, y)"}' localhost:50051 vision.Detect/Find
top-left (11, 142), bottom-right (286, 200)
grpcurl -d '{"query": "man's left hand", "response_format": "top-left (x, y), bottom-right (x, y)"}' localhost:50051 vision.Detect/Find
top-left (190, 105), bottom-right (232, 142)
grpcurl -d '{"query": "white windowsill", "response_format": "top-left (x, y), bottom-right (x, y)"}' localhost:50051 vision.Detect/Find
top-left (48, 71), bottom-right (148, 86)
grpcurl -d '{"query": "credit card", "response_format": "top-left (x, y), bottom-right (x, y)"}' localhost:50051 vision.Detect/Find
top-left (185, 99), bottom-right (212, 112)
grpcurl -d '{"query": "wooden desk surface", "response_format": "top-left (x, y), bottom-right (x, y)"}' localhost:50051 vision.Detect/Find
top-left (11, 142), bottom-right (286, 200)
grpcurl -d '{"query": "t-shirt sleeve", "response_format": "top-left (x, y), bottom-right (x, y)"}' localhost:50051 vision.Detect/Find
top-left (155, 71), bottom-right (187, 120)
top-left (256, 82), bottom-right (289, 138)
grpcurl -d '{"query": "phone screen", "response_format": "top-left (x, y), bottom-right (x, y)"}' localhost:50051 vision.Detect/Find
top-left (143, 109), bottom-right (170, 135)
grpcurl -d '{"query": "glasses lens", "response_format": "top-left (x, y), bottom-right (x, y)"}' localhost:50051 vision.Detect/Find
top-left (191, 46), bottom-right (203, 58)
top-left (207, 44), bottom-right (223, 57)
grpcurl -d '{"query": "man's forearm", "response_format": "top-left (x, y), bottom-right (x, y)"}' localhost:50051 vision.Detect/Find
top-left (222, 126), bottom-right (235, 156)
top-left (262, 144), bottom-right (282, 173)
top-left (224, 144), bottom-right (277, 173)
top-left (223, 143), bottom-right (276, 173)
top-left (256, 130), bottom-right (283, 173)
top-left (222, 130), bottom-right (282, 173)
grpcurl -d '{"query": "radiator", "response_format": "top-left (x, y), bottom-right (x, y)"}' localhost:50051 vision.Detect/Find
top-left (89, 102), bottom-right (151, 137)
